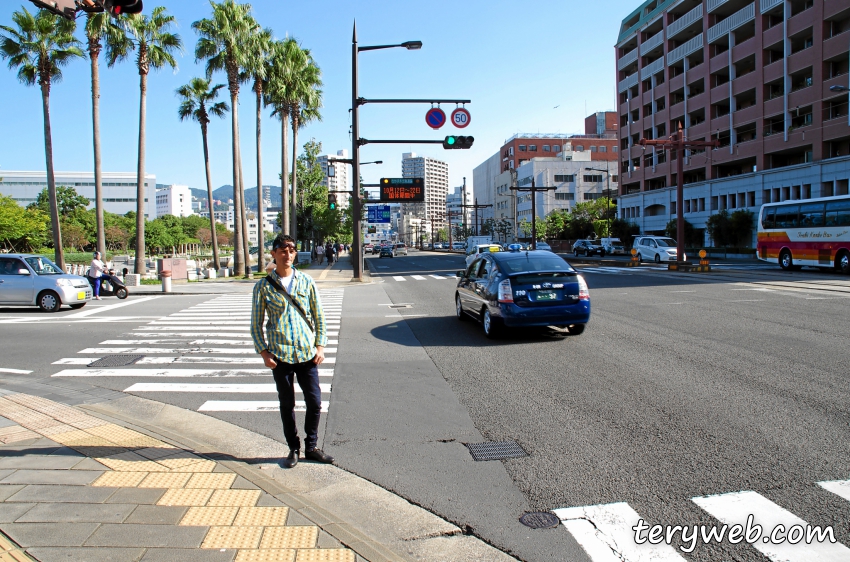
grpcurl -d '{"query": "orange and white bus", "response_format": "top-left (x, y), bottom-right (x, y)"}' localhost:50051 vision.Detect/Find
top-left (757, 195), bottom-right (850, 274)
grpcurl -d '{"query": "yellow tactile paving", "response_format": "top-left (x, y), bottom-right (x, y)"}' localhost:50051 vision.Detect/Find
top-left (207, 489), bottom-right (262, 507)
top-left (96, 455), bottom-right (169, 473)
top-left (138, 472), bottom-right (192, 489)
top-left (179, 506), bottom-right (239, 526)
top-left (295, 550), bottom-right (355, 562)
top-left (157, 488), bottom-right (214, 507)
top-left (67, 418), bottom-right (109, 429)
top-left (0, 533), bottom-right (14, 551)
top-left (235, 550), bottom-right (296, 562)
top-left (0, 426), bottom-right (40, 444)
top-left (259, 527), bottom-right (318, 550)
top-left (86, 425), bottom-right (167, 448)
top-left (91, 471), bottom-right (149, 488)
top-left (185, 473), bottom-right (236, 490)
top-left (49, 429), bottom-right (93, 444)
top-left (164, 459), bottom-right (217, 473)
top-left (0, 550), bottom-right (34, 562)
top-left (201, 526), bottom-right (263, 549)
top-left (233, 507), bottom-right (290, 527)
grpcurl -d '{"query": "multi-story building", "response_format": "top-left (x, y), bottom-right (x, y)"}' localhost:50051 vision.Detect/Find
top-left (223, 206), bottom-right (278, 246)
top-left (318, 150), bottom-right (350, 209)
top-left (446, 182), bottom-right (472, 231)
top-left (0, 170), bottom-right (156, 218)
top-left (155, 184), bottom-right (194, 218)
top-left (401, 152), bottom-right (449, 231)
top-left (615, 0), bottom-right (850, 240)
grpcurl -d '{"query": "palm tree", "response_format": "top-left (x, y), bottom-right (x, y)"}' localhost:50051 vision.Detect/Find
top-left (177, 77), bottom-right (229, 273)
top-left (109, 7), bottom-right (182, 275)
top-left (263, 38), bottom-right (294, 237)
top-left (290, 78), bottom-right (322, 241)
top-left (85, 12), bottom-right (123, 259)
top-left (0, 7), bottom-right (83, 270)
top-left (193, 0), bottom-right (258, 277)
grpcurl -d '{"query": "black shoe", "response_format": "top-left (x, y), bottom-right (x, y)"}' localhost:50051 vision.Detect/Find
top-left (304, 448), bottom-right (334, 464)
top-left (284, 449), bottom-right (299, 468)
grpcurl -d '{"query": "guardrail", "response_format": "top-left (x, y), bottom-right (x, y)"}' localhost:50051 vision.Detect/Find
top-left (707, 0), bottom-right (729, 13)
top-left (667, 33), bottom-right (704, 65)
top-left (641, 57), bottom-right (665, 80)
top-left (640, 31), bottom-right (665, 55)
top-left (760, 0), bottom-right (782, 14)
top-left (618, 48), bottom-right (638, 71)
top-left (667, 4), bottom-right (703, 39)
top-left (618, 72), bottom-right (639, 93)
top-left (707, 3), bottom-right (755, 43)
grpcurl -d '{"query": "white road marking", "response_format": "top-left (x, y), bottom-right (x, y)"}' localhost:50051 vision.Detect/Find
top-left (131, 332), bottom-right (251, 338)
top-left (411, 275), bottom-right (427, 280)
top-left (555, 502), bottom-right (686, 561)
top-left (125, 382), bottom-right (331, 393)
top-left (53, 368), bottom-right (270, 377)
top-left (818, 479), bottom-right (850, 503)
top-left (693, 490), bottom-right (850, 561)
top-left (198, 400), bottom-right (327, 413)
top-left (63, 296), bottom-right (161, 318)
top-left (0, 368), bottom-right (32, 374)
top-left (729, 300), bottom-right (764, 303)
top-left (100, 339), bottom-right (254, 346)
top-left (393, 276), bottom-right (406, 281)
top-left (671, 290), bottom-right (696, 293)
top-left (79, 347), bottom-right (257, 355)
top-left (429, 275), bottom-right (446, 279)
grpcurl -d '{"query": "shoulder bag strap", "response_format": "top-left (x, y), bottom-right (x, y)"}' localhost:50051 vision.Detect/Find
top-left (265, 275), bottom-right (315, 333)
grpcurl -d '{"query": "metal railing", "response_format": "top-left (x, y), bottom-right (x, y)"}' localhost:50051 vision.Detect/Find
top-left (707, 3), bottom-right (755, 43)
top-left (667, 33), bottom-right (704, 65)
top-left (760, 0), bottom-right (783, 14)
top-left (640, 31), bottom-right (665, 55)
top-left (618, 47), bottom-right (638, 71)
top-left (667, 4), bottom-right (703, 39)
top-left (618, 72), bottom-right (639, 93)
top-left (641, 57), bottom-right (666, 80)
top-left (707, 0), bottom-right (730, 13)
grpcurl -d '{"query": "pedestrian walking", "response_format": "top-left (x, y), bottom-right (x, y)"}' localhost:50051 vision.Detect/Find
top-left (251, 234), bottom-right (333, 468)
top-left (333, 242), bottom-right (339, 261)
top-left (325, 242), bottom-right (334, 265)
top-left (311, 245), bottom-right (318, 264)
top-left (89, 252), bottom-right (105, 300)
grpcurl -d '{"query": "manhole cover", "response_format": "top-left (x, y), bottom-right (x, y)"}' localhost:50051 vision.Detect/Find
top-left (464, 440), bottom-right (528, 462)
top-left (520, 512), bottom-right (560, 529)
top-left (88, 355), bottom-right (145, 368)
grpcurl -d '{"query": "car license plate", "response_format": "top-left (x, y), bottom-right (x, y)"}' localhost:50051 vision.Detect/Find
top-left (77, 292), bottom-right (86, 300)
top-left (536, 290), bottom-right (557, 301)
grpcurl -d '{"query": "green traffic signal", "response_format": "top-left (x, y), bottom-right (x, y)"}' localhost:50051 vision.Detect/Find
top-left (328, 193), bottom-right (337, 210)
top-left (443, 135), bottom-right (474, 149)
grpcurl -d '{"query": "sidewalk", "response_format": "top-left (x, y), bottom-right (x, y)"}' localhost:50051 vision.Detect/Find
top-left (0, 389), bottom-right (512, 562)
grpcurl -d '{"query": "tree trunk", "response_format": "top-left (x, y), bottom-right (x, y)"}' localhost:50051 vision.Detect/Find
top-left (281, 112), bottom-right (289, 235)
top-left (255, 84), bottom-right (264, 273)
top-left (89, 29), bottom-right (106, 258)
top-left (238, 145), bottom-right (251, 277)
top-left (134, 71), bottom-right (148, 275)
top-left (290, 112), bottom-right (299, 241)
top-left (201, 123), bottom-right (220, 270)
top-left (40, 81), bottom-right (64, 270)
top-left (229, 90), bottom-right (244, 276)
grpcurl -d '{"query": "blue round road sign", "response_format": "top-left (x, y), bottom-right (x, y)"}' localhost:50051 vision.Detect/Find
top-left (425, 107), bottom-right (447, 129)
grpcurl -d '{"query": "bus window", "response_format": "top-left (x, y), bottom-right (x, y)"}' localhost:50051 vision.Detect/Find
top-left (762, 207), bottom-right (775, 229)
top-left (775, 204), bottom-right (799, 229)
top-left (825, 200), bottom-right (850, 227)
top-left (799, 203), bottom-right (825, 227)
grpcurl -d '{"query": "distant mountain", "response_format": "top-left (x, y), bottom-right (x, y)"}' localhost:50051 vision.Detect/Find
top-left (191, 185), bottom-right (282, 211)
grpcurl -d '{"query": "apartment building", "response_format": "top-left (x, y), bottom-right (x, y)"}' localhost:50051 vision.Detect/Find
top-left (318, 150), bottom-right (350, 209)
top-left (401, 152), bottom-right (449, 231)
top-left (155, 184), bottom-right (194, 218)
top-left (615, 0), bottom-right (850, 239)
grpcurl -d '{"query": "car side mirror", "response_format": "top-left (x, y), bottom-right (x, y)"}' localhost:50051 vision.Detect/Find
top-left (456, 270), bottom-right (464, 277)
top-left (18, 269), bottom-right (31, 275)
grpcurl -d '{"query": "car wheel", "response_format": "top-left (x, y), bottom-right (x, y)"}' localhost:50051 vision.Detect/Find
top-left (654, 254), bottom-right (661, 264)
top-left (636, 253), bottom-right (643, 263)
top-left (567, 323), bottom-right (586, 335)
top-left (37, 290), bottom-right (61, 313)
top-left (573, 250), bottom-right (578, 256)
top-left (455, 294), bottom-right (467, 321)
top-left (116, 288), bottom-right (128, 299)
top-left (482, 308), bottom-right (500, 338)
top-left (69, 303), bottom-right (86, 309)
top-left (836, 251), bottom-right (850, 275)
top-left (779, 249), bottom-right (793, 271)
top-left (600, 249), bottom-right (606, 258)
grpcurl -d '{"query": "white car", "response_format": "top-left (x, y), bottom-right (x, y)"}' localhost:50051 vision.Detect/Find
top-left (394, 243), bottom-right (408, 256)
top-left (0, 254), bottom-right (92, 312)
top-left (465, 244), bottom-right (502, 267)
top-left (451, 242), bottom-right (465, 251)
top-left (633, 236), bottom-right (684, 263)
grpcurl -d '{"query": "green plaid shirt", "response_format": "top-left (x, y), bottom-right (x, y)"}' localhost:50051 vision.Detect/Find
top-left (251, 269), bottom-right (327, 364)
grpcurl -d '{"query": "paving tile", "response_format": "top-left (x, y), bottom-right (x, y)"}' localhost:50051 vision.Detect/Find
top-left (258, 527), bottom-right (318, 550)
top-left (1, 523), bottom-right (100, 547)
top-left (233, 507), bottom-right (289, 527)
top-left (206, 490), bottom-right (261, 507)
top-left (255, 495), bottom-right (285, 507)
top-left (84, 523), bottom-right (208, 548)
top-left (0, 456), bottom-right (81, 470)
top-left (105, 488), bottom-right (165, 505)
top-left (157, 489), bottom-right (213, 507)
top-left (5, 485), bottom-right (117, 504)
top-left (160, 459), bottom-right (216, 473)
top-left (230, 476), bottom-right (260, 491)
top-left (212, 465), bottom-right (234, 474)
top-left (92, 472), bottom-right (148, 488)
top-left (0, 503), bottom-right (35, 523)
top-left (16, 502), bottom-right (135, 524)
top-left (0, 485), bottom-right (25, 502)
top-left (139, 473), bottom-right (191, 489)
top-left (200, 527), bottom-right (262, 549)
top-left (26, 547), bottom-right (146, 562)
top-left (0, 470), bottom-right (14, 483)
top-left (125, 505), bottom-right (188, 526)
top-left (1, 470), bottom-right (103, 486)
top-left (185, 474), bottom-right (235, 490)
top-left (295, 550), bottom-right (355, 562)
top-left (235, 550), bottom-right (295, 562)
top-left (315, 531), bottom-right (343, 550)
top-left (140, 548), bottom-right (236, 562)
top-left (70, 458), bottom-right (110, 471)
top-left (179, 507), bottom-right (238, 527)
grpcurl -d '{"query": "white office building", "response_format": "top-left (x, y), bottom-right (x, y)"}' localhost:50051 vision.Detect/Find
top-left (0, 170), bottom-right (156, 218)
top-left (446, 183), bottom-right (472, 230)
top-left (224, 207), bottom-right (278, 246)
top-left (155, 184), bottom-right (194, 218)
top-left (318, 150), bottom-right (350, 209)
top-left (401, 152), bottom-right (449, 230)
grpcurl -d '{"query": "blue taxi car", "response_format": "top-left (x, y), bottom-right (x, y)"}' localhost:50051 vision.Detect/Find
top-left (455, 245), bottom-right (590, 338)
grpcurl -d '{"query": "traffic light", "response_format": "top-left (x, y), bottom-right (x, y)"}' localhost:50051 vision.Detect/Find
top-left (328, 193), bottom-right (337, 210)
top-left (103, 0), bottom-right (143, 15)
top-left (443, 135), bottom-right (474, 150)
top-left (28, 0), bottom-right (143, 19)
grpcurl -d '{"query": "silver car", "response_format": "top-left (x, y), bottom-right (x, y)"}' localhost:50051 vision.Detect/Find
top-left (0, 254), bottom-right (92, 312)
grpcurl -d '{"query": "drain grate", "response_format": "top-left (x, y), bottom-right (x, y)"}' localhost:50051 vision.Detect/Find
top-left (520, 512), bottom-right (560, 529)
top-left (88, 355), bottom-right (145, 368)
top-left (464, 440), bottom-right (528, 462)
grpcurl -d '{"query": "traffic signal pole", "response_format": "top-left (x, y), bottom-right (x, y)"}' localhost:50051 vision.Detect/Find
top-left (510, 177), bottom-right (555, 250)
top-left (461, 198), bottom-right (492, 237)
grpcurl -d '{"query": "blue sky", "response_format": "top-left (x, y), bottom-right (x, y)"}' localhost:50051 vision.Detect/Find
top-left (0, 0), bottom-right (637, 197)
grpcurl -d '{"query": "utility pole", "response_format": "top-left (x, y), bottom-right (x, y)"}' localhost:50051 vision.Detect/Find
top-left (585, 161), bottom-right (614, 238)
top-left (640, 122), bottom-right (719, 262)
top-left (445, 209), bottom-right (462, 249)
top-left (461, 197), bottom-right (493, 237)
top-left (510, 176), bottom-right (556, 250)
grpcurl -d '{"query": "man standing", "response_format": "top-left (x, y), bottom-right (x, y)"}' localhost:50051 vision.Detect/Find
top-left (251, 234), bottom-right (334, 468)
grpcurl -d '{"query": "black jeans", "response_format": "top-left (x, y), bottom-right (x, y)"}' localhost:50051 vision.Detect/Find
top-left (271, 359), bottom-right (322, 452)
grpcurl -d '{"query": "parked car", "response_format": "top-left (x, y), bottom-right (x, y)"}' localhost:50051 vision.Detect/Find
top-left (0, 254), bottom-right (92, 312)
top-left (394, 243), bottom-right (408, 256)
top-left (534, 241), bottom-right (552, 251)
top-left (433, 243), bottom-right (443, 250)
top-left (455, 245), bottom-right (590, 338)
top-left (572, 239), bottom-right (606, 257)
top-left (633, 236), bottom-right (684, 263)
top-left (465, 244), bottom-right (502, 267)
top-left (599, 238), bottom-right (625, 255)
top-left (451, 242), bottom-right (465, 251)
top-left (379, 245), bottom-right (395, 258)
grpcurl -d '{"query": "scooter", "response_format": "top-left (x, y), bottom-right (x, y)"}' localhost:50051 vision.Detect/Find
top-left (87, 270), bottom-right (129, 299)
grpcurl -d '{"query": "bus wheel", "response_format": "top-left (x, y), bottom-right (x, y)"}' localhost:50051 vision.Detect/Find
top-left (779, 250), bottom-right (793, 271)
top-left (837, 251), bottom-right (850, 275)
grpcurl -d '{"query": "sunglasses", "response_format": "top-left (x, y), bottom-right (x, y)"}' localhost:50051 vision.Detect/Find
top-left (274, 243), bottom-right (297, 252)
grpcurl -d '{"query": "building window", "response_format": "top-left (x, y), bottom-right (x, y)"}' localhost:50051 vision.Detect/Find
top-left (554, 174), bottom-right (575, 183)
top-left (613, 146), bottom-right (618, 153)
top-left (555, 192), bottom-right (574, 200)
top-left (575, 145), bottom-right (584, 151)
top-left (599, 146), bottom-right (607, 152)
top-left (583, 175), bottom-right (603, 183)
top-left (590, 146), bottom-right (598, 152)
top-left (543, 145), bottom-right (550, 152)
top-left (518, 145), bottom-right (526, 151)
top-left (583, 193), bottom-right (604, 200)
top-left (553, 145), bottom-right (561, 153)
top-left (529, 145), bottom-right (537, 152)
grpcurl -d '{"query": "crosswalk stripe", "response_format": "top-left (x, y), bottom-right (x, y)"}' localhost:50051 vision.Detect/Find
top-left (411, 275), bottom-right (427, 280)
top-left (692, 490), bottom-right (850, 561)
top-left (100, 339), bottom-right (254, 345)
top-left (132, 327), bottom-right (250, 333)
top-left (125, 383), bottom-right (332, 393)
top-left (130, 332), bottom-right (251, 338)
top-left (818, 479), bottom-right (850, 503)
top-left (148, 321), bottom-right (252, 325)
top-left (54, 368), bottom-right (270, 377)
top-left (198, 400), bottom-right (328, 413)
top-left (554, 502), bottom-right (686, 561)
top-left (429, 275), bottom-right (446, 280)
top-left (393, 276), bottom-right (406, 281)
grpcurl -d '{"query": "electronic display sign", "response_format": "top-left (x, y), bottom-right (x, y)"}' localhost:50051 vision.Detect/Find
top-left (380, 178), bottom-right (425, 202)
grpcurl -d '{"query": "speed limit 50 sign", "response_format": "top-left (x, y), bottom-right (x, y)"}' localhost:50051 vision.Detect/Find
top-left (451, 107), bottom-right (471, 129)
